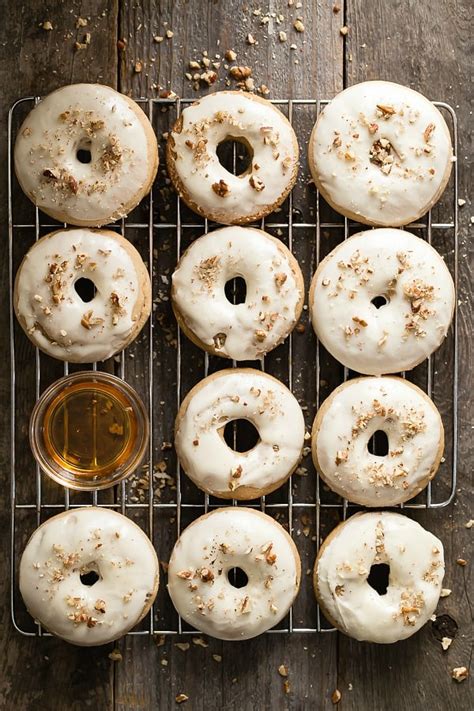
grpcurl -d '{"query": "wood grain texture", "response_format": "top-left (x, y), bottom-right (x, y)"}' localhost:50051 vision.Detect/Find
top-left (0, 2), bottom-right (118, 709)
top-left (341, 1), bottom-right (473, 708)
top-left (0, 0), bottom-right (472, 709)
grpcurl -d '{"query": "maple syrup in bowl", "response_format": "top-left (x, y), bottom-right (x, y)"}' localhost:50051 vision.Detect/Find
top-left (30, 371), bottom-right (149, 490)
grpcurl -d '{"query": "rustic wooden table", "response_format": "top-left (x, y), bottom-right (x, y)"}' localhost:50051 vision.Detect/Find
top-left (0, 1), bottom-right (472, 709)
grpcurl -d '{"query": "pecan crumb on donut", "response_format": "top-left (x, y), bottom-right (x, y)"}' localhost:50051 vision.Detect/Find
top-left (423, 123), bottom-right (436, 143)
top-left (249, 175), bottom-right (265, 191)
top-left (212, 179), bottom-right (230, 197)
top-left (274, 272), bottom-right (287, 288)
top-left (101, 136), bottom-right (123, 173)
top-left (196, 255), bottom-right (220, 288)
top-left (199, 567), bottom-right (215, 582)
top-left (376, 103), bottom-right (396, 118)
top-left (213, 332), bottom-right (227, 349)
top-left (81, 310), bottom-right (104, 329)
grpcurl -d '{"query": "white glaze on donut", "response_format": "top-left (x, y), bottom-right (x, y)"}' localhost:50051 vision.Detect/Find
top-left (167, 507), bottom-right (301, 640)
top-left (19, 507), bottom-right (159, 646)
top-left (312, 377), bottom-right (444, 506)
top-left (14, 228), bottom-right (151, 363)
top-left (172, 226), bottom-right (304, 360)
top-left (175, 369), bottom-right (305, 499)
top-left (14, 84), bottom-right (158, 226)
top-left (314, 512), bottom-right (444, 643)
top-left (309, 229), bottom-right (455, 375)
top-left (309, 81), bottom-right (453, 226)
top-left (167, 91), bottom-right (299, 224)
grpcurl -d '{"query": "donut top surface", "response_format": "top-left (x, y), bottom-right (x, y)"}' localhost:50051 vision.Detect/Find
top-left (172, 226), bottom-right (303, 360)
top-left (19, 508), bottom-right (158, 646)
top-left (167, 91), bottom-right (298, 224)
top-left (310, 229), bottom-right (455, 375)
top-left (175, 368), bottom-right (305, 498)
top-left (14, 228), bottom-right (150, 362)
top-left (313, 377), bottom-right (443, 506)
top-left (14, 84), bottom-right (156, 226)
top-left (310, 81), bottom-right (453, 226)
top-left (167, 508), bottom-right (300, 640)
top-left (315, 512), bottom-right (444, 643)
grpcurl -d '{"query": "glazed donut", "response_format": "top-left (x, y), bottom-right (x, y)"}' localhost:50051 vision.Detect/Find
top-left (14, 84), bottom-right (158, 226)
top-left (19, 507), bottom-right (159, 646)
top-left (14, 228), bottom-right (151, 363)
top-left (312, 377), bottom-right (444, 506)
top-left (309, 229), bottom-right (455, 375)
top-left (175, 368), bottom-right (305, 499)
top-left (166, 91), bottom-right (299, 224)
top-left (314, 512), bottom-right (444, 643)
top-left (172, 226), bottom-right (304, 360)
top-left (309, 81), bottom-right (453, 226)
top-left (167, 507), bottom-right (301, 640)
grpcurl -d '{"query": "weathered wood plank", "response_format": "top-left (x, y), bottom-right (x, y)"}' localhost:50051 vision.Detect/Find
top-left (0, 2), bottom-right (118, 709)
top-left (338, 1), bottom-right (473, 709)
top-left (115, 1), bottom-right (344, 709)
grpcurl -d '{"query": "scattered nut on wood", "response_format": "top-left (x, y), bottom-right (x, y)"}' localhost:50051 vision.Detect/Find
top-left (212, 654), bottom-right (222, 662)
top-left (441, 637), bottom-right (453, 651)
top-left (331, 689), bottom-right (342, 704)
top-left (440, 588), bottom-right (452, 597)
top-left (464, 518), bottom-right (474, 527)
top-left (41, 20), bottom-right (53, 30)
top-left (108, 649), bottom-right (122, 661)
top-left (340, 26), bottom-right (349, 36)
top-left (278, 664), bottom-right (288, 677)
top-left (175, 693), bottom-right (189, 704)
top-left (294, 19), bottom-right (305, 32)
top-left (283, 679), bottom-right (291, 694)
top-left (451, 666), bottom-right (469, 682)
top-left (192, 636), bottom-right (208, 647)
top-left (456, 558), bottom-right (467, 566)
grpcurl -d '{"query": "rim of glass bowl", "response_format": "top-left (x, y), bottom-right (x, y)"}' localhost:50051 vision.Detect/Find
top-left (29, 371), bottom-right (150, 491)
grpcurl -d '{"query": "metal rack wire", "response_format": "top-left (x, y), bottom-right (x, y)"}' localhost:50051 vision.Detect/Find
top-left (8, 97), bottom-right (458, 637)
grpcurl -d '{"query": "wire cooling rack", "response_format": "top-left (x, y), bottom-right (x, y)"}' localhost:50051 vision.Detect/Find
top-left (8, 97), bottom-right (458, 637)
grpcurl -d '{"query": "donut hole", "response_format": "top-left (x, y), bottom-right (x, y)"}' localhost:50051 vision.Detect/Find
top-left (76, 142), bottom-right (92, 164)
top-left (371, 295), bottom-right (389, 309)
top-left (80, 569), bottom-right (100, 586)
top-left (367, 563), bottom-right (390, 596)
top-left (367, 430), bottom-right (389, 456)
top-left (227, 567), bottom-right (249, 589)
top-left (216, 137), bottom-right (253, 176)
top-left (74, 277), bottom-right (97, 303)
top-left (224, 276), bottom-right (247, 305)
top-left (223, 419), bottom-right (260, 452)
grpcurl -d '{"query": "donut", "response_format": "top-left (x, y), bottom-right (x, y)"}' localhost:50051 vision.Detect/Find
top-left (172, 226), bottom-right (304, 360)
top-left (313, 511), bottom-right (445, 643)
top-left (14, 84), bottom-right (158, 226)
top-left (19, 507), bottom-right (159, 646)
top-left (166, 91), bottom-right (299, 224)
top-left (175, 368), bottom-right (305, 499)
top-left (312, 377), bottom-right (444, 506)
top-left (14, 228), bottom-right (151, 363)
top-left (167, 507), bottom-right (301, 640)
top-left (308, 80), bottom-right (453, 226)
top-left (309, 228), bottom-right (455, 375)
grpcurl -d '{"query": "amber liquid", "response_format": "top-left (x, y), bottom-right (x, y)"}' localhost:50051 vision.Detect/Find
top-left (42, 380), bottom-right (138, 479)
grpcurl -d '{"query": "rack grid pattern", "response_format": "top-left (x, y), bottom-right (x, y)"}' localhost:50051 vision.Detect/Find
top-left (9, 97), bottom-right (458, 637)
